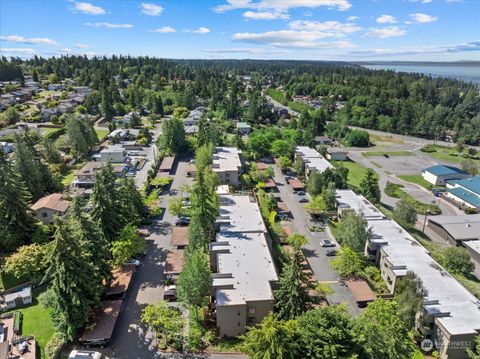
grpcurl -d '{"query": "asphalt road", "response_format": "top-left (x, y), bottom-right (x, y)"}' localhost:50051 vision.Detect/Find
top-left (271, 165), bottom-right (363, 316)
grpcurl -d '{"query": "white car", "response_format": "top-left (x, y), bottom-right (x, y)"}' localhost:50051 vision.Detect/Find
top-left (126, 258), bottom-right (141, 267)
top-left (68, 350), bottom-right (103, 359)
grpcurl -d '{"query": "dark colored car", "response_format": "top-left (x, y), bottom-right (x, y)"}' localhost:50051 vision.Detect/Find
top-left (163, 285), bottom-right (177, 301)
top-left (326, 249), bottom-right (338, 257)
top-left (299, 197), bottom-right (309, 203)
top-left (175, 217), bottom-right (190, 226)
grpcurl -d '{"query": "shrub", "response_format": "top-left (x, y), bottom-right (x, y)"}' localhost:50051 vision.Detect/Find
top-left (420, 145), bottom-right (437, 153)
top-left (44, 332), bottom-right (66, 359)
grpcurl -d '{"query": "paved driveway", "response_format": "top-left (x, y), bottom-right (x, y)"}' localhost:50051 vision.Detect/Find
top-left (271, 165), bottom-right (362, 316)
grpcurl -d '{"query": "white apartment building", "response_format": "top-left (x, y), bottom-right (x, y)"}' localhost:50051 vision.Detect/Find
top-left (212, 147), bottom-right (244, 187)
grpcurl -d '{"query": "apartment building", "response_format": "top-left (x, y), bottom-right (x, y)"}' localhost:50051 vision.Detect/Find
top-left (210, 193), bottom-right (278, 337)
top-left (336, 189), bottom-right (480, 359)
top-left (212, 147), bottom-right (244, 187)
top-left (294, 146), bottom-right (333, 178)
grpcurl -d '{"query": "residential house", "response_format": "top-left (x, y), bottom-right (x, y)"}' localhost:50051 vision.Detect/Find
top-left (98, 145), bottom-right (126, 163)
top-left (212, 147), bottom-right (244, 187)
top-left (326, 147), bottom-right (348, 161)
top-left (72, 162), bottom-right (124, 190)
top-left (210, 193), bottom-right (278, 337)
top-left (72, 86), bottom-right (92, 96)
top-left (314, 135), bottom-right (333, 145)
top-left (185, 125), bottom-right (199, 135)
top-left (47, 84), bottom-right (64, 91)
top-left (1, 287), bottom-right (33, 310)
top-left (422, 165), bottom-right (470, 186)
top-left (0, 142), bottom-right (14, 154)
top-left (31, 193), bottom-right (70, 224)
top-left (446, 176), bottom-right (480, 210)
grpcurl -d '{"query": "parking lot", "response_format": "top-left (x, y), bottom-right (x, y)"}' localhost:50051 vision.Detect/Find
top-left (366, 154), bottom-right (434, 175)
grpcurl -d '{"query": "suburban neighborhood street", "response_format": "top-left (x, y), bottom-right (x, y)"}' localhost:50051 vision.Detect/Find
top-left (271, 165), bottom-right (362, 316)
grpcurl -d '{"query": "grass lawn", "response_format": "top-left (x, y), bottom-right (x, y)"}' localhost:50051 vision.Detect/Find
top-left (384, 183), bottom-right (441, 215)
top-left (61, 161), bottom-right (85, 186)
top-left (398, 175), bottom-right (433, 190)
top-left (422, 145), bottom-right (480, 164)
top-left (363, 151), bottom-right (412, 157)
top-left (7, 288), bottom-right (55, 358)
top-left (331, 160), bottom-right (378, 188)
top-left (95, 128), bottom-right (109, 140)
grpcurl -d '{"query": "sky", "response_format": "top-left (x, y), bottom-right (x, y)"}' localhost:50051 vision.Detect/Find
top-left (0, 0), bottom-right (479, 61)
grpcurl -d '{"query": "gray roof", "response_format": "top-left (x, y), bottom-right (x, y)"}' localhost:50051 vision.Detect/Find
top-left (427, 214), bottom-right (480, 241)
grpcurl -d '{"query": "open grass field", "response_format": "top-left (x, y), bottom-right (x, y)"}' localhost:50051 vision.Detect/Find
top-left (61, 161), bottom-right (85, 186)
top-left (95, 128), bottom-right (109, 140)
top-left (398, 174), bottom-right (433, 190)
top-left (331, 159), bottom-right (378, 188)
top-left (422, 144), bottom-right (480, 164)
top-left (369, 133), bottom-right (405, 145)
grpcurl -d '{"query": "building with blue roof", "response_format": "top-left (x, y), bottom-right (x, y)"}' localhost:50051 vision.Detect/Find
top-left (422, 165), bottom-right (470, 186)
top-left (446, 176), bottom-right (480, 210)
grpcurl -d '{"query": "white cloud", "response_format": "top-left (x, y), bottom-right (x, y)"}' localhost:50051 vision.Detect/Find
top-left (75, 43), bottom-right (92, 49)
top-left (214, 0), bottom-right (352, 15)
top-left (85, 22), bottom-right (133, 28)
top-left (60, 48), bottom-right (72, 53)
top-left (376, 15), bottom-right (396, 24)
top-left (243, 10), bottom-right (289, 20)
top-left (350, 41), bottom-right (480, 57)
top-left (0, 47), bottom-right (36, 55)
top-left (407, 0), bottom-right (433, 3)
top-left (232, 30), bottom-right (355, 48)
top-left (445, 0), bottom-right (463, 3)
top-left (288, 20), bottom-right (361, 35)
top-left (194, 27), bottom-right (210, 34)
top-left (409, 13), bottom-right (438, 23)
top-left (364, 26), bottom-right (406, 39)
top-left (153, 26), bottom-right (176, 33)
top-left (0, 35), bottom-right (60, 46)
top-left (73, 2), bottom-right (106, 15)
top-left (347, 16), bottom-right (359, 21)
top-left (141, 3), bottom-right (164, 16)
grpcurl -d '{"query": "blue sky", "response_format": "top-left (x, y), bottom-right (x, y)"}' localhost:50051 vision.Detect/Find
top-left (1, 0), bottom-right (479, 61)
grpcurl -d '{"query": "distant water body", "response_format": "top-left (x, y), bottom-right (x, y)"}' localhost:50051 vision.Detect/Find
top-left (364, 64), bottom-right (480, 85)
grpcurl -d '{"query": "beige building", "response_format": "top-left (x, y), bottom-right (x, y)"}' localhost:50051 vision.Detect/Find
top-left (210, 193), bottom-right (278, 337)
top-left (337, 189), bottom-right (480, 359)
top-left (212, 147), bottom-right (244, 187)
top-left (31, 193), bottom-right (70, 224)
top-left (295, 146), bottom-right (333, 178)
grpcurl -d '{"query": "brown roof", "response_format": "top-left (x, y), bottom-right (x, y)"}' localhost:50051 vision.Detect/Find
top-left (345, 279), bottom-right (376, 303)
top-left (75, 161), bottom-right (103, 176)
top-left (287, 178), bottom-right (305, 190)
top-left (277, 201), bottom-right (289, 213)
top-left (171, 227), bottom-right (189, 247)
top-left (159, 156), bottom-right (175, 171)
top-left (264, 178), bottom-right (277, 188)
top-left (31, 193), bottom-right (70, 212)
top-left (80, 300), bottom-right (123, 342)
top-left (107, 265), bottom-right (135, 295)
top-left (164, 249), bottom-right (185, 274)
top-left (282, 225), bottom-right (293, 237)
top-left (256, 162), bottom-right (267, 170)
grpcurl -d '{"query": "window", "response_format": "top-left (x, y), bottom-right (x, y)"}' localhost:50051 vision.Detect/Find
top-left (42, 212), bottom-right (48, 218)
top-left (387, 276), bottom-right (393, 285)
top-left (248, 308), bottom-right (256, 315)
top-left (237, 310), bottom-right (241, 316)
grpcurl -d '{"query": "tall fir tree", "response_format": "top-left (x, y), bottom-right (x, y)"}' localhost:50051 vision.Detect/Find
top-left (117, 177), bottom-right (145, 225)
top-left (91, 163), bottom-right (122, 241)
top-left (43, 217), bottom-right (93, 340)
top-left (0, 150), bottom-right (36, 250)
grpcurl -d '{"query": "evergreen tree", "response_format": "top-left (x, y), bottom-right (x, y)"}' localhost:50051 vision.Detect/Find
top-left (91, 163), bottom-right (122, 241)
top-left (68, 197), bottom-right (111, 303)
top-left (392, 198), bottom-right (417, 229)
top-left (43, 217), bottom-right (93, 340)
top-left (0, 150), bottom-right (36, 250)
top-left (32, 68), bottom-right (39, 82)
top-left (359, 169), bottom-right (381, 204)
top-left (336, 210), bottom-right (372, 252)
top-left (117, 177), bottom-right (145, 225)
top-left (13, 132), bottom-right (60, 201)
top-left (274, 249), bottom-right (311, 320)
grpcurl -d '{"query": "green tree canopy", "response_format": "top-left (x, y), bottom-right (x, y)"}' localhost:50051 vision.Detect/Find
top-left (359, 168), bottom-right (381, 204)
top-left (336, 210), bottom-right (372, 252)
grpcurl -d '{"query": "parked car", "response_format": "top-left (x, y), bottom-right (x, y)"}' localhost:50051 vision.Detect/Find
top-left (126, 258), bottom-right (141, 267)
top-left (320, 239), bottom-right (335, 247)
top-left (296, 191), bottom-right (306, 196)
top-left (383, 154), bottom-right (389, 158)
top-left (299, 197), bottom-right (309, 203)
top-left (169, 190), bottom-right (178, 196)
top-left (326, 249), bottom-right (338, 257)
top-left (189, 159), bottom-right (196, 164)
top-left (433, 191), bottom-right (442, 197)
top-left (175, 217), bottom-right (190, 226)
top-left (277, 213), bottom-right (290, 220)
top-left (68, 350), bottom-right (103, 359)
top-left (163, 285), bottom-right (177, 301)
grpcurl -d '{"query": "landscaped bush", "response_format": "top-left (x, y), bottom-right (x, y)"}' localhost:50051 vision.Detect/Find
top-left (44, 332), bottom-right (66, 359)
top-left (420, 144), bottom-right (437, 153)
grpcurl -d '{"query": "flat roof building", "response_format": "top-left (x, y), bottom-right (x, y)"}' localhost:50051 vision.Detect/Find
top-left (210, 194), bottom-right (278, 337)
top-left (295, 146), bottom-right (333, 178)
top-left (212, 147), bottom-right (244, 187)
top-left (446, 176), bottom-right (480, 210)
top-left (427, 214), bottom-right (480, 245)
top-left (337, 190), bottom-right (480, 359)
top-left (464, 240), bottom-right (480, 278)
